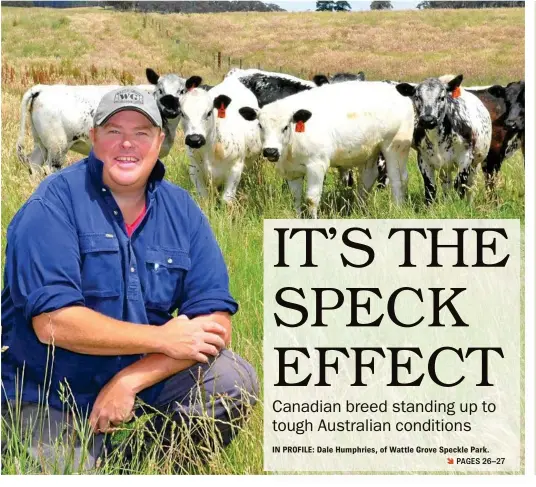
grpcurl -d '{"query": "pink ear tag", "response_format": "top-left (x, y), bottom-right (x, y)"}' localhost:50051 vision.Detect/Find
top-left (218, 103), bottom-right (226, 118)
top-left (295, 121), bottom-right (305, 133)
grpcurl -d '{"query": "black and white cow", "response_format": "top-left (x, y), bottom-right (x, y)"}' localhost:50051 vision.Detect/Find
top-left (226, 68), bottom-right (316, 108)
top-left (396, 75), bottom-right (492, 204)
top-left (468, 81), bottom-right (525, 189)
top-left (312, 72), bottom-right (366, 86)
top-left (16, 68), bottom-right (184, 174)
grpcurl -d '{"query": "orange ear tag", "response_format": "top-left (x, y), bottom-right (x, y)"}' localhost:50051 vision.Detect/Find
top-left (452, 86), bottom-right (461, 99)
top-left (295, 121), bottom-right (305, 133)
top-left (218, 103), bottom-right (226, 119)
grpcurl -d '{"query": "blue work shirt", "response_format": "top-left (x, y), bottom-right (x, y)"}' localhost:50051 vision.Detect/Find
top-left (1, 151), bottom-right (238, 412)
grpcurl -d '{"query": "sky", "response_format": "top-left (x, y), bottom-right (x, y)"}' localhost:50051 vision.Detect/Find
top-left (271, 1), bottom-right (421, 11)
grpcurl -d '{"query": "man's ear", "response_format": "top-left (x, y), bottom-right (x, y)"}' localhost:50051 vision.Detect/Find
top-left (89, 127), bottom-right (96, 145)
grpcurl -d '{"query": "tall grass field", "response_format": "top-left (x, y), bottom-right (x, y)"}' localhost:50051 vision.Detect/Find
top-left (0, 5), bottom-right (525, 474)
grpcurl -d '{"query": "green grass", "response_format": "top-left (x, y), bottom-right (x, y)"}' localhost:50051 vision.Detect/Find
top-left (0, 4), bottom-right (525, 475)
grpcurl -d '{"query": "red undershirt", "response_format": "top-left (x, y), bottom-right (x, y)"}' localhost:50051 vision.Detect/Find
top-left (125, 202), bottom-right (147, 237)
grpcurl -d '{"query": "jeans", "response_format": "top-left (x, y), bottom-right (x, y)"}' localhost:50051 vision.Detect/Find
top-left (1, 350), bottom-right (259, 473)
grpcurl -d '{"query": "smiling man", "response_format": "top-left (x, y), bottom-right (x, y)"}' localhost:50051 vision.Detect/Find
top-left (1, 87), bottom-right (258, 472)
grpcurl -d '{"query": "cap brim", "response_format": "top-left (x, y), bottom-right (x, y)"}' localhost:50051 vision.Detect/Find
top-left (96, 106), bottom-right (161, 128)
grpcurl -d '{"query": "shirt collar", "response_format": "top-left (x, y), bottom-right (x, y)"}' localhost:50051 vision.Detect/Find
top-left (88, 150), bottom-right (166, 196)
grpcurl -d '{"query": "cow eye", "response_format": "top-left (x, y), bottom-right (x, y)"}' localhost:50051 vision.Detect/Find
top-left (258, 122), bottom-right (263, 130)
top-left (205, 111), bottom-right (212, 119)
top-left (282, 125), bottom-right (289, 133)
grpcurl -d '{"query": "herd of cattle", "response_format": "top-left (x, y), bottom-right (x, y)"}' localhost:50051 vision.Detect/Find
top-left (16, 66), bottom-right (525, 217)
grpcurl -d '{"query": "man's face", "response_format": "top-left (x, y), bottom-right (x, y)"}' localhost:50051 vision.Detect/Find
top-left (90, 110), bottom-right (165, 191)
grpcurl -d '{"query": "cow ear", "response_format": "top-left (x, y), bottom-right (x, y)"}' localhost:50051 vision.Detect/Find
top-left (146, 68), bottom-right (160, 85)
top-left (238, 107), bottom-right (259, 121)
top-left (396, 83), bottom-right (415, 97)
top-left (357, 71), bottom-right (365, 81)
top-left (487, 84), bottom-right (506, 98)
top-left (213, 94), bottom-right (232, 110)
top-left (186, 76), bottom-right (203, 91)
top-left (293, 109), bottom-right (312, 124)
top-left (447, 74), bottom-right (463, 93)
top-left (313, 74), bottom-right (330, 87)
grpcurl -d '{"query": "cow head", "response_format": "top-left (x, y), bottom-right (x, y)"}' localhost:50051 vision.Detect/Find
top-left (488, 81), bottom-right (525, 132)
top-left (396, 75), bottom-right (463, 130)
top-left (146, 67), bottom-right (186, 120)
top-left (179, 76), bottom-right (228, 149)
top-left (239, 105), bottom-right (312, 162)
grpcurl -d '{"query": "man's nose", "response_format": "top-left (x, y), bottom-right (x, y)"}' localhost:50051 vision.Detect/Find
top-left (121, 138), bottom-right (133, 148)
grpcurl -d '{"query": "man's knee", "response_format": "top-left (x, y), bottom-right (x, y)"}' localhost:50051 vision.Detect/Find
top-left (209, 350), bottom-right (259, 409)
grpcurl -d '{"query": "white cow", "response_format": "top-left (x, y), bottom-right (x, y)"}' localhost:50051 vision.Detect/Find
top-left (178, 75), bottom-right (262, 203)
top-left (239, 81), bottom-right (415, 218)
top-left (16, 68), bottom-right (184, 174)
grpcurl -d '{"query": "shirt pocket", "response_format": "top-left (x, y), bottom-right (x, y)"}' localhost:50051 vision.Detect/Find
top-left (144, 247), bottom-right (191, 311)
top-left (79, 233), bottom-right (121, 298)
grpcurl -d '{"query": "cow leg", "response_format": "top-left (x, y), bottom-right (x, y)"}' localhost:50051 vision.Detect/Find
top-left (27, 145), bottom-right (47, 176)
top-left (338, 168), bottom-right (353, 187)
top-left (357, 160), bottom-right (379, 203)
top-left (454, 153), bottom-right (476, 200)
top-left (304, 162), bottom-right (328, 219)
top-left (222, 160), bottom-right (245, 204)
top-left (481, 150), bottom-right (501, 192)
top-left (47, 147), bottom-right (68, 173)
top-left (417, 153), bottom-right (436, 205)
top-left (439, 169), bottom-right (452, 194)
top-left (287, 178), bottom-right (304, 217)
top-left (376, 153), bottom-right (389, 189)
top-left (188, 158), bottom-right (209, 199)
top-left (383, 149), bottom-right (409, 205)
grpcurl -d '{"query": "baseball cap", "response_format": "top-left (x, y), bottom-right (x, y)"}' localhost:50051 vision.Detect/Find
top-left (94, 87), bottom-right (163, 128)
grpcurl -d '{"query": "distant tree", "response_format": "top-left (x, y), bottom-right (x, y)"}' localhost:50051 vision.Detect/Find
top-left (334, 1), bottom-right (352, 11)
top-left (417, 1), bottom-right (524, 8)
top-left (370, 1), bottom-right (393, 9)
top-left (316, 1), bottom-right (336, 11)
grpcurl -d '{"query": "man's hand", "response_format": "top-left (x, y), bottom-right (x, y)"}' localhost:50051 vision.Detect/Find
top-left (89, 375), bottom-right (137, 434)
top-left (157, 315), bottom-right (227, 362)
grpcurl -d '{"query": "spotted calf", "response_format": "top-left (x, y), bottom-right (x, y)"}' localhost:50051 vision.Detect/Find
top-left (396, 75), bottom-right (492, 204)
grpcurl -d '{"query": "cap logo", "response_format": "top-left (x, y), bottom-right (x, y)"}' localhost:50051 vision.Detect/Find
top-left (114, 90), bottom-right (143, 104)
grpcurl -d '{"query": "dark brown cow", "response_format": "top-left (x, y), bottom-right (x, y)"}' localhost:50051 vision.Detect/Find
top-left (468, 81), bottom-right (525, 189)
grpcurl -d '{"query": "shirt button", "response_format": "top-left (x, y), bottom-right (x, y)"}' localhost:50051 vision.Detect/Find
top-left (113, 210), bottom-right (118, 216)
top-left (130, 267), bottom-right (135, 273)
top-left (102, 188), bottom-right (107, 192)
top-left (154, 263), bottom-right (159, 270)
top-left (167, 258), bottom-right (173, 264)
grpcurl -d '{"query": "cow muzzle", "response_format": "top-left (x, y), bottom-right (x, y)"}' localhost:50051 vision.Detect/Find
top-left (263, 148), bottom-right (280, 162)
top-left (419, 115), bottom-right (438, 129)
top-left (185, 134), bottom-right (206, 149)
top-left (159, 95), bottom-right (180, 119)
top-left (505, 119), bottom-right (520, 131)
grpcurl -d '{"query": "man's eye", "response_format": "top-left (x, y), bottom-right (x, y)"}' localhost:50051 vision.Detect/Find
top-left (137, 132), bottom-right (150, 137)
